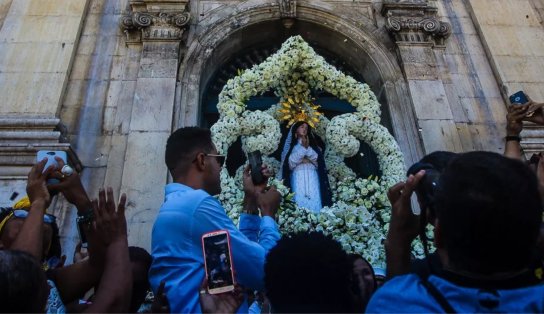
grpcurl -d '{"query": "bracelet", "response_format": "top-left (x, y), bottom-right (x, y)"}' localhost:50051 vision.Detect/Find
top-left (505, 135), bottom-right (521, 142)
top-left (76, 208), bottom-right (94, 225)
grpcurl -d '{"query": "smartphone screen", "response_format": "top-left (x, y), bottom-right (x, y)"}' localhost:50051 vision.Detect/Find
top-left (201, 230), bottom-right (235, 294)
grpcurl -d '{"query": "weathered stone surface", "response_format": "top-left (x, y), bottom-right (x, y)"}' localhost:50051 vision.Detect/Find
top-left (408, 80), bottom-right (453, 120)
top-left (130, 78), bottom-right (176, 132)
top-left (418, 119), bottom-right (463, 153)
top-left (121, 131), bottom-right (169, 249)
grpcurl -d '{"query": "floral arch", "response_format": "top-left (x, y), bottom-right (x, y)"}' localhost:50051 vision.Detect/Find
top-left (211, 36), bottom-right (412, 266)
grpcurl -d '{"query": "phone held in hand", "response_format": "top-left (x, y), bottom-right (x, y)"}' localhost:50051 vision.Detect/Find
top-left (77, 219), bottom-right (89, 249)
top-left (36, 151), bottom-right (68, 184)
top-left (509, 91), bottom-right (529, 105)
top-left (201, 230), bottom-right (235, 294)
top-left (248, 150), bottom-right (266, 185)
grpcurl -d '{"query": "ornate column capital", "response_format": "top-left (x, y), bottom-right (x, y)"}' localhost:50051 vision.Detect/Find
top-left (381, 0), bottom-right (451, 47)
top-left (120, 0), bottom-right (191, 44)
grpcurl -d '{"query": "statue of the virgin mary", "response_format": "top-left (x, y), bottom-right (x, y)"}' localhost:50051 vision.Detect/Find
top-left (278, 121), bottom-right (332, 212)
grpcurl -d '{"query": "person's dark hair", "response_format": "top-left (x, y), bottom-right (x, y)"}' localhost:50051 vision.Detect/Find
top-left (265, 232), bottom-right (354, 313)
top-left (129, 246), bottom-right (152, 313)
top-left (0, 250), bottom-right (48, 312)
top-left (435, 151), bottom-right (542, 274)
top-left (281, 121), bottom-right (332, 206)
top-left (165, 127), bottom-right (215, 175)
top-left (419, 151), bottom-right (457, 172)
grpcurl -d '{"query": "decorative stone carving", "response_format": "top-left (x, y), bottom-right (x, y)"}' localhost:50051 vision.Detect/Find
top-left (279, 0), bottom-right (296, 18)
top-left (0, 118), bottom-right (82, 179)
top-left (120, 1), bottom-right (191, 43)
top-left (382, 0), bottom-right (451, 47)
top-left (279, 0), bottom-right (296, 29)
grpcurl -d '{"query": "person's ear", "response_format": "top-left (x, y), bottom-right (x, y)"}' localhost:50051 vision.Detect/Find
top-left (195, 152), bottom-right (206, 171)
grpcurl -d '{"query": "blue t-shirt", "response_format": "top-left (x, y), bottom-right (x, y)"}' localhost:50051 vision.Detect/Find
top-left (149, 183), bottom-right (281, 313)
top-left (366, 273), bottom-right (544, 313)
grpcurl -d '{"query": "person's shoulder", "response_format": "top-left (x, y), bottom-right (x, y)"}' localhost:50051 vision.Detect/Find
top-left (366, 274), bottom-right (434, 313)
top-left (162, 185), bottom-right (212, 209)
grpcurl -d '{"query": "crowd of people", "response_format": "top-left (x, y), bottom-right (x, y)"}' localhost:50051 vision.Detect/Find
top-left (1, 94), bottom-right (544, 313)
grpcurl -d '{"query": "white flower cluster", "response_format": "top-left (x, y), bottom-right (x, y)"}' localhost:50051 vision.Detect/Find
top-left (240, 111), bottom-right (282, 155)
top-left (327, 113), bottom-right (405, 187)
top-left (216, 36), bottom-right (380, 123)
top-left (211, 35), bottom-right (410, 268)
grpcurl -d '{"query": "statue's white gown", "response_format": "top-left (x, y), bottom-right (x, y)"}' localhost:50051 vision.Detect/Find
top-left (289, 141), bottom-right (322, 212)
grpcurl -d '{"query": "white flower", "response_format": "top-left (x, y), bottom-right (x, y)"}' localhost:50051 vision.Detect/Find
top-left (211, 35), bottom-right (414, 267)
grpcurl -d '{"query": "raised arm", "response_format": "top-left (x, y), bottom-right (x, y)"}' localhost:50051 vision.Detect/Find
top-left (84, 188), bottom-right (132, 313)
top-left (385, 171), bottom-right (425, 278)
top-left (10, 159), bottom-right (53, 259)
top-left (47, 159), bottom-right (110, 303)
top-left (504, 104), bottom-right (527, 160)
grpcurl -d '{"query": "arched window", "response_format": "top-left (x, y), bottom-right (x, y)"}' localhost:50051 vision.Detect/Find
top-left (201, 32), bottom-right (393, 179)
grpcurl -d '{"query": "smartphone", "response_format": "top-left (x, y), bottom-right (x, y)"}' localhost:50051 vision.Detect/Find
top-left (37, 151), bottom-right (67, 184)
top-left (509, 91), bottom-right (529, 105)
top-left (76, 219), bottom-right (89, 249)
top-left (201, 230), bottom-right (235, 294)
top-left (247, 150), bottom-right (265, 185)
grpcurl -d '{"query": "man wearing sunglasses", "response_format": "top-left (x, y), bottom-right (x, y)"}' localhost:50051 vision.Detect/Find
top-left (149, 127), bottom-right (282, 313)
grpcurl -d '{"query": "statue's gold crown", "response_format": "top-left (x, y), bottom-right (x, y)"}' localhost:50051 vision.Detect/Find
top-left (278, 96), bottom-right (322, 128)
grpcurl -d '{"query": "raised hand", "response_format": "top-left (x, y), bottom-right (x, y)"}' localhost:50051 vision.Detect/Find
top-left (48, 156), bottom-right (92, 211)
top-left (506, 104), bottom-right (529, 136)
top-left (26, 158), bottom-right (55, 207)
top-left (385, 170), bottom-right (426, 277)
top-left (256, 186), bottom-right (282, 218)
top-left (91, 187), bottom-right (127, 246)
top-left (242, 164), bottom-right (274, 195)
top-left (199, 278), bottom-right (244, 314)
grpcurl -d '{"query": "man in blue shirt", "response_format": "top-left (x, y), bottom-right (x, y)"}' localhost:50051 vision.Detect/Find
top-left (367, 152), bottom-right (544, 313)
top-left (149, 127), bottom-right (282, 313)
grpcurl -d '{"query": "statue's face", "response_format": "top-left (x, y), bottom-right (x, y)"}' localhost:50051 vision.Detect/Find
top-left (296, 123), bottom-right (308, 138)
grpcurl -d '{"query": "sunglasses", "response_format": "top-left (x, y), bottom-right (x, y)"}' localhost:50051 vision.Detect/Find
top-left (204, 153), bottom-right (226, 167)
top-left (12, 209), bottom-right (56, 224)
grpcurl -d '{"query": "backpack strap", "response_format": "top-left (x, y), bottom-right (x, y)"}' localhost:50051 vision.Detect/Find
top-left (414, 261), bottom-right (457, 314)
top-left (419, 277), bottom-right (457, 314)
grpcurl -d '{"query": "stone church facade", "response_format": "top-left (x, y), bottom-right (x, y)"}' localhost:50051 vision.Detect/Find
top-left (1, 0), bottom-right (543, 255)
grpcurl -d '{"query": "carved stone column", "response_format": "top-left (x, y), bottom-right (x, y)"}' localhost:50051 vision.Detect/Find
top-left (119, 0), bottom-right (190, 249)
top-left (382, 0), bottom-right (461, 153)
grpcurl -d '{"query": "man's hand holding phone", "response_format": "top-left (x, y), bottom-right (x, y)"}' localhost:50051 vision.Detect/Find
top-left (256, 186), bottom-right (281, 218)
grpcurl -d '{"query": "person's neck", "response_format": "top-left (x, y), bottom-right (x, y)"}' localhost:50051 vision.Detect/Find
top-left (174, 171), bottom-right (205, 191)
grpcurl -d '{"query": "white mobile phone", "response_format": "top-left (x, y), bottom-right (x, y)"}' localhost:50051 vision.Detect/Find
top-left (201, 230), bottom-right (235, 294)
top-left (36, 151), bottom-right (68, 184)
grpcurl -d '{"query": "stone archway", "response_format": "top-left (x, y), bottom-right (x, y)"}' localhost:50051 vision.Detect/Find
top-left (177, 1), bottom-right (423, 166)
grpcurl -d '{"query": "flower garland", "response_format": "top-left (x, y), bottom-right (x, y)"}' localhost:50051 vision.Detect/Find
top-left (212, 36), bottom-right (407, 267)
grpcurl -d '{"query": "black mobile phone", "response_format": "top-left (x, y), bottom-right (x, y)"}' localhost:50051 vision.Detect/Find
top-left (247, 150), bottom-right (265, 185)
top-left (77, 220), bottom-right (89, 249)
top-left (509, 91), bottom-right (529, 105)
top-left (202, 230), bottom-right (235, 294)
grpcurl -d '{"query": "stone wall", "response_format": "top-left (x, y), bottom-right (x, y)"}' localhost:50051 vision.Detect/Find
top-left (466, 0), bottom-right (544, 156)
top-left (1, 0), bottom-right (543, 254)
